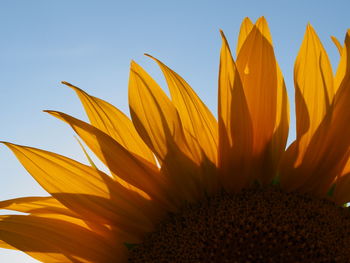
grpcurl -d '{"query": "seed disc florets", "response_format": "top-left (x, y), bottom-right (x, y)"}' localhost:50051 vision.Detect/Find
top-left (128, 186), bottom-right (350, 263)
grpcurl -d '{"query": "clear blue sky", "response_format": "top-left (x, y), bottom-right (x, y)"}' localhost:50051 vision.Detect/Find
top-left (0, 0), bottom-right (349, 261)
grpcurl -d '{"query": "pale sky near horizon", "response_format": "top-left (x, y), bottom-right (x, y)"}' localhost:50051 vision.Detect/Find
top-left (0, 0), bottom-right (349, 262)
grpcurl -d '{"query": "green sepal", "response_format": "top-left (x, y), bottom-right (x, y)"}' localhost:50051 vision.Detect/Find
top-left (253, 179), bottom-right (262, 187)
top-left (271, 176), bottom-right (280, 186)
top-left (327, 183), bottom-right (336, 197)
top-left (124, 242), bottom-right (139, 250)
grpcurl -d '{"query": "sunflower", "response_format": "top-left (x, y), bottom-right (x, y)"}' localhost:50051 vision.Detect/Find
top-left (1, 16), bottom-right (350, 262)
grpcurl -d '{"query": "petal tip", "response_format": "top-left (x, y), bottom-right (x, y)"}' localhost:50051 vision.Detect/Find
top-left (61, 81), bottom-right (80, 92)
top-left (144, 53), bottom-right (158, 63)
top-left (243, 17), bottom-right (252, 23)
top-left (306, 22), bottom-right (314, 31)
top-left (43, 110), bottom-right (60, 117)
top-left (0, 141), bottom-right (19, 151)
top-left (220, 30), bottom-right (227, 41)
top-left (257, 16), bottom-right (267, 23)
top-left (130, 60), bottom-right (140, 70)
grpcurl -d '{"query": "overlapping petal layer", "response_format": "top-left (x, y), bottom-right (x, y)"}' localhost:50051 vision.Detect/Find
top-left (1, 18), bottom-right (350, 262)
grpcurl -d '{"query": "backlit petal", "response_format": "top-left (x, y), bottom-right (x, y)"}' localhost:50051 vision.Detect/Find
top-left (218, 30), bottom-right (253, 191)
top-left (146, 55), bottom-right (219, 194)
top-left (46, 110), bottom-right (176, 209)
top-left (236, 17), bottom-right (254, 57)
top-left (294, 24), bottom-right (334, 143)
top-left (2, 142), bottom-right (159, 236)
top-left (334, 35), bottom-right (347, 93)
top-left (0, 215), bottom-right (123, 263)
top-left (282, 30), bottom-right (350, 194)
top-left (280, 24), bottom-right (334, 190)
top-left (255, 17), bottom-right (289, 183)
top-left (62, 81), bottom-right (156, 165)
top-left (0, 196), bottom-right (76, 217)
top-left (128, 61), bottom-right (206, 202)
top-left (235, 17), bottom-right (289, 184)
top-left (128, 61), bottom-right (188, 159)
top-left (236, 17), bottom-right (278, 180)
top-left (145, 55), bottom-right (218, 166)
top-left (331, 36), bottom-right (343, 55)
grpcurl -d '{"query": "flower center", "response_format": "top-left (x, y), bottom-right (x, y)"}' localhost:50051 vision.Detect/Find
top-left (128, 186), bottom-right (350, 262)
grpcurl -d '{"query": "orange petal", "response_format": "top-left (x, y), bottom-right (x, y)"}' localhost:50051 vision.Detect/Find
top-left (255, 17), bottom-right (289, 183)
top-left (0, 197), bottom-right (115, 239)
top-left (75, 136), bottom-right (98, 169)
top-left (62, 81), bottom-right (156, 166)
top-left (280, 25), bottom-right (336, 191)
top-left (2, 142), bottom-right (159, 235)
top-left (235, 17), bottom-right (290, 184)
top-left (236, 17), bottom-right (277, 156)
top-left (268, 69), bottom-right (289, 182)
top-left (218, 30), bottom-right (253, 191)
top-left (331, 36), bottom-right (343, 55)
top-left (0, 215), bottom-right (124, 263)
top-left (146, 55), bottom-right (219, 194)
top-left (0, 196), bottom-right (76, 217)
top-left (294, 24), bottom-right (334, 142)
top-left (236, 17), bottom-right (279, 180)
top-left (286, 30), bottom-right (350, 195)
top-left (128, 61), bottom-right (207, 202)
top-left (128, 61), bottom-right (188, 160)
top-left (145, 55), bottom-right (218, 165)
top-left (334, 34), bottom-right (347, 93)
top-left (236, 17), bottom-right (254, 57)
top-left (45, 110), bottom-right (176, 210)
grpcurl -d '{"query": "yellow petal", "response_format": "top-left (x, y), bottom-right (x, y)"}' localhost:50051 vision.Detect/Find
top-left (2, 142), bottom-right (111, 198)
top-left (236, 17), bottom-right (277, 156)
top-left (45, 110), bottom-right (176, 210)
top-left (0, 200), bottom-right (113, 244)
top-left (294, 24), bottom-right (334, 153)
top-left (235, 17), bottom-right (290, 184)
top-left (128, 61), bottom-right (188, 160)
top-left (267, 68), bottom-right (290, 179)
top-left (218, 30), bottom-right (253, 191)
top-left (2, 142), bottom-right (159, 235)
top-left (334, 34), bottom-right (347, 93)
top-left (331, 36), bottom-right (343, 55)
top-left (145, 54), bottom-right (218, 166)
top-left (0, 198), bottom-right (113, 238)
top-left (236, 17), bottom-right (279, 180)
top-left (255, 17), bottom-right (290, 183)
top-left (254, 16), bottom-right (273, 44)
top-left (280, 25), bottom-right (335, 191)
top-left (284, 30), bottom-right (350, 195)
top-left (0, 196), bottom-right (76, 217)
top-left (236, 17), bottom-right (254, 57)
top-left (62, 81), bottom-right (156, 165)
top-left (0, 215), bottom-right (124, 263)
top-left (74, 126), bottom-right (154, 208)
top-left (75, 136), bottom-right (98, 169)
top-left (145, 55), bottom-right (219, 194)
top-left (128, 61), bottom-right (206, 202)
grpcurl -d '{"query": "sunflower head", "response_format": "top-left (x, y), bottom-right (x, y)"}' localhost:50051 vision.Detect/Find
top-left (1, 17), bottom-right (350, 262)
